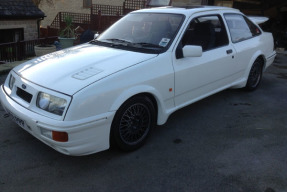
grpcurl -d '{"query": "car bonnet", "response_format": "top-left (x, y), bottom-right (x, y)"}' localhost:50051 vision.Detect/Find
top-left (13, 43), bottom-right (157, 95)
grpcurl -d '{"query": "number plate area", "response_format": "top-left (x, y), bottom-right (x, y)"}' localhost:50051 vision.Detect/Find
top-left (8, 111), bottom-right (27, 129)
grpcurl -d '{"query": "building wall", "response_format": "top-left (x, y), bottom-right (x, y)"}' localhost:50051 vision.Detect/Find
top-left (40, 0), bottom-right (125, 28)
top-left (0, 20), bottom-right (38, 41)
top-left (40, 0), bottom-right (90, 28)
top-left (172, 0), bottom-right (202, 6)
top-left (39, 0), bottom-right (202, 28)
top-left (94, 0), bottom-right (124, 6)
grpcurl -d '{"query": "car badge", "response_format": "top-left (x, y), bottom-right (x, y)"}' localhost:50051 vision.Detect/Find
top-left (22, 84), bottom-right (27, 89)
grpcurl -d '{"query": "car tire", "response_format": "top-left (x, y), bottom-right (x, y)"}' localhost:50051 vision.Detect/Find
top-left (245, 58), bottom-right (264, 91)
top-left (110, 95), bottom-right (156, 151)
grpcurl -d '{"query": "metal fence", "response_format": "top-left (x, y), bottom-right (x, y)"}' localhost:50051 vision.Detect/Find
top-left (0, 37), bottom-right (58, 62)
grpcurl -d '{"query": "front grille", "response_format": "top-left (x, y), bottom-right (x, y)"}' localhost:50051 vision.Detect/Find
top-left (16, 88), bottom-right (33, 103)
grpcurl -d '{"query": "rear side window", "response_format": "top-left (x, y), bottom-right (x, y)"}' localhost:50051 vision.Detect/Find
top-left (224, 14), bottom-right (261, 43)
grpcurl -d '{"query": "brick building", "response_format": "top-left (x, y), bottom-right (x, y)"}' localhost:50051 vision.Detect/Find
top-left (0, 0), bottom-right (45, 43)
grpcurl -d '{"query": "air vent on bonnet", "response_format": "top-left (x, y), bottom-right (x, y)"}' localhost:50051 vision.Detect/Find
top-left (72, 67), bottom-right (103, 80)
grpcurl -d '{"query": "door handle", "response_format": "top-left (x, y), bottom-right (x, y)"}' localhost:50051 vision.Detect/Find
top-left (226, 49), bottom-right (233, 54)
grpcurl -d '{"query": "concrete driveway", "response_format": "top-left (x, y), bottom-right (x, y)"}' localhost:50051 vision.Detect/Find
top-left (0, 54), bottom-right (286, 192)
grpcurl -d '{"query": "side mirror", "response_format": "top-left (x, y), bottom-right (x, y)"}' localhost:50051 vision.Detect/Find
top-left (94, 32), bottom-right (100, 39)
top-left (182, 45), bottom-right (202, 57)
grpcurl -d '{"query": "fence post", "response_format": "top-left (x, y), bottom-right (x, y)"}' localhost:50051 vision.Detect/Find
top-left (59, 12), bottom-right (63, 30)
top-left (47, 26), bottom-right (50, 37)
top-left (17, 41), bottom-right (25, 61)
top-left (123, 1), bottom-right (126, 15)
top-left (98, 10), bottom-right (102, 32)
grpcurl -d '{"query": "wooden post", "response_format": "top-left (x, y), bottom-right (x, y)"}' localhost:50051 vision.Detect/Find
top-left (98, 10), bottom-right (101, 32)
top-left (59, 12), bottom-right (62, 31)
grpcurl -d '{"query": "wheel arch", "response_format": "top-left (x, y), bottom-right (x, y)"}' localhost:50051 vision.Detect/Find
top-left (109, 85), bottom-right (168, 125)
top-left (244, 51), bottom-right (266, 78)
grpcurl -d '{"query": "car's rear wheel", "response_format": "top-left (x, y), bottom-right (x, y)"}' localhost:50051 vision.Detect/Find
top-left (111, 95), bottom-right (156, 151)
top-left (245, 58), bottom-right (264, 91)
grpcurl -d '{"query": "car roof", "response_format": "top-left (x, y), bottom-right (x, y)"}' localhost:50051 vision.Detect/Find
top-left (133, 6), bottom-right (240, 16)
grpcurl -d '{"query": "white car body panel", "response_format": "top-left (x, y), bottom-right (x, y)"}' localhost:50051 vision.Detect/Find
top-left (0, 6), bottom-right (276, 155)
top-left (14, 44), bottom-right (157, 95)
top-left (248, 16), bottom-right (269, 25)
top-left (0, 86), bottom-right (114, 155)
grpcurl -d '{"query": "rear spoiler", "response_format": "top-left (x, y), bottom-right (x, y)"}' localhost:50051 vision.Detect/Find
top-left (248, 16), bottom-right (269, 24)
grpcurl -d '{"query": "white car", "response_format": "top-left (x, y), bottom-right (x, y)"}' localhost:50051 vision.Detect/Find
top-left (0, 6), bottom-right (276, 155)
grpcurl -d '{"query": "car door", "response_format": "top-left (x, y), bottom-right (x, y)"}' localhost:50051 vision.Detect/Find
top-left (223, 13), bottom-right (264, 78)
top-left (172, 14), bottom-right (239, 107)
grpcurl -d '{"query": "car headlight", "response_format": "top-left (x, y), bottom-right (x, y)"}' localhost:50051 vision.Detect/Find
top-left (37, 92), bottom-right (67, 116)
top-left (9, 75), bottom-right (15, 90)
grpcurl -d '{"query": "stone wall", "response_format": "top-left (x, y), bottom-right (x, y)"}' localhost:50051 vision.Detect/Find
top-left (0, 20), bottom-right (38, 40)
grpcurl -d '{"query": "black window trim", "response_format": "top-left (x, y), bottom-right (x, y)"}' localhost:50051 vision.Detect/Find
top-left (176, 13), bottom-right (230, 59)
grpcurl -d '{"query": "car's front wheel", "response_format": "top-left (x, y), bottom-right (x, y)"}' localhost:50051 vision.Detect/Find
top-left (245, 58), bottom-right (264, 91)
top-left (111, 95), bottom-right (156, 151)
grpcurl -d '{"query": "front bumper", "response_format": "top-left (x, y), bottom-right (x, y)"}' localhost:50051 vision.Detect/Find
top-left (0, 85), bottom-right (115, 156)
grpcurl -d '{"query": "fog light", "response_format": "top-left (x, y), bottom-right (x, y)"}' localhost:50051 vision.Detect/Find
top-left (52, 131), bottom-right (68, 142)
top-left (40, 128), bottom-right (52, 139)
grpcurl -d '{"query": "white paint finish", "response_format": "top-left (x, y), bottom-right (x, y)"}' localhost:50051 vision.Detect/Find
top-left (65, 52), bottom-right (175, 123)
top-left (248, 16), bottom-right (269, 25)
top-left (0, 7), bottom-right (276, 155)
top-left (13, 44), bottom-right (157, 95)
top-left (173, 44), bottom-right (237, 106)
top-left (182, 45), bottom-right (202, 57)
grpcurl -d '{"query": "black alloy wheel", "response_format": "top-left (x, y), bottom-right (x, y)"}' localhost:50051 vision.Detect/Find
top-left (111, 95), bottom-right (156, 151)
top-left (245, 58), bottom-right (264, 91)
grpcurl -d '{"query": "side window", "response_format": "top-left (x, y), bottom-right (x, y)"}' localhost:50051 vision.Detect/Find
top-left (224, 14), bottom-right (261, 43)
top-left (181, 15), bottom-right (229, 52)
top-left (244, 17), bottom-right (262, 36)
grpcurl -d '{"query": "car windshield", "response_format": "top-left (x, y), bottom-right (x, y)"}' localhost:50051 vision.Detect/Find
top-left (95, 13), bottom-right (184, 53)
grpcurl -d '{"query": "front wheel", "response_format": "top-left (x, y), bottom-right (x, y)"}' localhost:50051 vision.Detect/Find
top-left (110, 95), bottom-right (156, 151)
top-left (245, 58), bottom-right (264, 91)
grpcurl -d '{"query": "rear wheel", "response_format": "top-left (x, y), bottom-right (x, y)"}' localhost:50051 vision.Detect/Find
top-left (111, 95), bottom-right (156, 151)
top-left (245, 58), bottom-right (264, 91)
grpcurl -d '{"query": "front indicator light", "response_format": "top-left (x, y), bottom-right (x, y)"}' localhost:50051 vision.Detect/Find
top-left (37, 92), bottom-right (67, 116)
top-left (40, 128), bottom-right (68, 142)
top-left (9, 75), bottom-right (15, 90)
top-left (52, 131), bottom-right (68, 142)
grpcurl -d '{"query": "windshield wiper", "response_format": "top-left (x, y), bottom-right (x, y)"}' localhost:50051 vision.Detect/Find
top-left (101, 39), bottom-right (163, 49)
top-left (103, 38), bottom-right (133, 45)
top-left (134, 42), bottom-right (163, 49)
top-left (90, 39), bottom-right (100, 43)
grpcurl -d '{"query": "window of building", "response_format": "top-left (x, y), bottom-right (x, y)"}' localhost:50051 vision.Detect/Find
top-left (83, 0), bottom-right (92, 8)
top-left (0, 28), bottom-right (24, 43)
